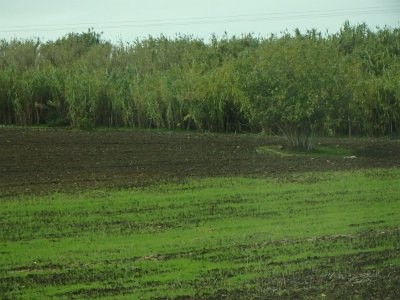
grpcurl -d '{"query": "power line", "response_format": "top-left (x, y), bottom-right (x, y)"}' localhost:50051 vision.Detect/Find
top-left (3, 5), bottom-right (400, 29)
top-left (0, 5), bottom-right (399, 34)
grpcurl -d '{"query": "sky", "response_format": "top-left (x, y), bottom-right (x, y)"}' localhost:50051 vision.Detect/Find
top-left (0, 0), bottom-right (399, 42)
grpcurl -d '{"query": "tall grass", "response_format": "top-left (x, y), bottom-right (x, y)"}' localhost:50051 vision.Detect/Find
top-left (0, 25), bottom-right (399, 135)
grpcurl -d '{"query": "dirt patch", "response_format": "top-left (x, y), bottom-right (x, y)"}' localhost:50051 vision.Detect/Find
top-left (1, 128), bottom-right (399, 194)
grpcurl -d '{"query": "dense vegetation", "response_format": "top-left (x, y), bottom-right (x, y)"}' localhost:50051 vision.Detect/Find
top-left (1, 23), bottom-right (399, 148)
top-left (1, 169), bottom-right (399, 298)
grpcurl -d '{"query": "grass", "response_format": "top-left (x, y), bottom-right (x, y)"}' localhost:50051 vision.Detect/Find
top-left (1, 169), bottom-right (400, 299)
top-left (256, 144), bottom-right (353, 157)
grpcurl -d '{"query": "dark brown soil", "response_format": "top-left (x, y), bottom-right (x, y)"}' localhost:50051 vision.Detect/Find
top-left (1, 127), bottom-right (399, 195)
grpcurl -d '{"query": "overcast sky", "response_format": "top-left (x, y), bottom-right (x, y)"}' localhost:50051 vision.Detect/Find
top-left (1, 0), bottom-right (399, 42)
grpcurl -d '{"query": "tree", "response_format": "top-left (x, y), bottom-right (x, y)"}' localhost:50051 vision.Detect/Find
top-left (241, 32), bottom-right (345, 150)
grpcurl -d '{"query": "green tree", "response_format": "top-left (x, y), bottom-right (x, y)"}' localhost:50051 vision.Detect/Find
top-left (242, 32), bottom-right (345, 150)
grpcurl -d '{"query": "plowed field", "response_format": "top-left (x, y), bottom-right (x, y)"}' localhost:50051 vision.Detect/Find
top-left (1, 127), bottom-right (399, 194)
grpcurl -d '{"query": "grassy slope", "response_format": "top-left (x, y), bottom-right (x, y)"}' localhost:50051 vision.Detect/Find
top-left (1, 169), bottom-right (400, 299)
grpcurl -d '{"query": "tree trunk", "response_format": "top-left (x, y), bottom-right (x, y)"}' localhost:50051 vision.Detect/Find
top-left (348, 115), bottom-right (352, 137)
top-left (279, 124), bottom-right (315, 151)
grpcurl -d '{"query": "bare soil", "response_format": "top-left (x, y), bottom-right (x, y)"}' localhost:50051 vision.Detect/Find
top-left (1, 127), bottom-right (399, 195)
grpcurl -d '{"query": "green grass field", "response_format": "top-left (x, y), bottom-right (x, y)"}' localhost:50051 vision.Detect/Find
top-left (1, 169), bottom-right (400, 299)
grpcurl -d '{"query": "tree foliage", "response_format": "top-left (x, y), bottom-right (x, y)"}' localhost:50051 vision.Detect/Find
top-left (1, 25), bottom-right (399, 149)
